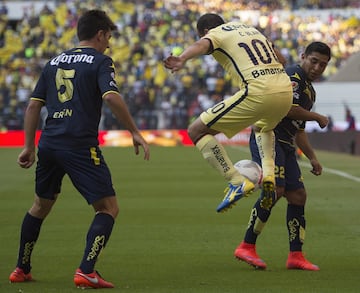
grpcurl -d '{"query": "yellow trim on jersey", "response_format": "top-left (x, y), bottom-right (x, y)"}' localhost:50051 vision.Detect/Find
top-left (102, 90), bottom-right (120, 98)
top-left (30, 97), bottom-right (46, 103)
top-left (292, 72), bottom-right (301, 80)
top-left (278, 139), bottom-right (295, 147)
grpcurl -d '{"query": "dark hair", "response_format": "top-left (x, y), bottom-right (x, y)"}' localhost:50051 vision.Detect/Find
top-left (197, 13), bottom-right (225, 37)
top-left (77, 9), bottom-right (117, 41)
top-left (304, 42), bottom-right (331, 61)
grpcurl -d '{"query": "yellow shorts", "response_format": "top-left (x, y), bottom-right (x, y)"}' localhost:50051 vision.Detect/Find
top-left (200, 89), bottom-right (292, 138)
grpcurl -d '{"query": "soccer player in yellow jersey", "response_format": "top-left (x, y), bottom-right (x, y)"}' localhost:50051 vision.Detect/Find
top-left (164, 13), bottom-right (293, 212)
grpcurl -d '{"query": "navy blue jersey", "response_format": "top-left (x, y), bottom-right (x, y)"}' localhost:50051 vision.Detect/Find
top-left (274, 64), bottom-right (316, 146)
top-left (31, 47), bottom-right (120, 149)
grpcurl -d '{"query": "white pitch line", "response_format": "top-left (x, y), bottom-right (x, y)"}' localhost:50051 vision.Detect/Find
top-left (298, 161), bottom-right (360, 183)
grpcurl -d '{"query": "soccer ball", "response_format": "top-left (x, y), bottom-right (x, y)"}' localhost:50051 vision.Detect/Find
top-left (234, 159), bottom-right (263, 191)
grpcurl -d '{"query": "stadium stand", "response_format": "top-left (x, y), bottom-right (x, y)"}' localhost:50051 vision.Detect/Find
top-left (0, 0), bottom-right (359, 131)
top-left (328, 51), bottom-right (360, 82)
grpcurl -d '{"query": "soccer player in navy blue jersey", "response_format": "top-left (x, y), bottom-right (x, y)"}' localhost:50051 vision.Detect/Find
top-left (235, 42), bottom-right (331, 271)
top-left (9, 9), bottom-right (150, 289)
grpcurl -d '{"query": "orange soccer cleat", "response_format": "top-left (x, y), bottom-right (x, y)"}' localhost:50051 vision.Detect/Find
top-left (74, 268), bottom-right (114, 289)
top-left (9, 267), bottom-right (33, 283)
top-left (234, 241), bottom-right (267, 269)
top-left (286, 251), bottom-right (320, 271)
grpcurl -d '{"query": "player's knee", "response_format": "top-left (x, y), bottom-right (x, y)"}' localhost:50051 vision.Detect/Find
top-left (188, 119), bottom-right (217, 144)
top-left (96, 207), bottom-right (119, 219)
top-left (29, 195), bottom-right (56, 219)
top-left (285, 189), bottom-right (307, 206)
top-left (93, 197), bottom-right (119, 219)
top-left (188, 118), bottom-right (206, 138)
top-left (187, 121), bottom-right (199, 143)
top-left (111, 205), bottom-right (119, 218)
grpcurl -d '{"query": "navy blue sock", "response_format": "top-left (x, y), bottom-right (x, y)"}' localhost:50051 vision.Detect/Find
top-left (16, 212), bottom-right (43, 273)
top-left (79, 213), bottom-right (115, 274)
top-left (287, 204), bottom-right (305, 251)
top-left (244, 195), bottom-right (272, 244)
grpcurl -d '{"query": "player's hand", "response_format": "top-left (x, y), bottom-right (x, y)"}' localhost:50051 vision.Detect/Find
top-left (132, 132), bottom-right (150, 161)
top-left (317, 114), bottom-right (329, 129)
top-left (310, 159), bottom-right (322, 176)
top-left (17, 148), bottom-right (36, 169)
top-left (163, 55), bottom-right (185, 73)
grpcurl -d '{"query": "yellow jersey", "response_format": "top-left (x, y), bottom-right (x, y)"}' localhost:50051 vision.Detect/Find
top-left (203, 22), bottom-right (292, 95)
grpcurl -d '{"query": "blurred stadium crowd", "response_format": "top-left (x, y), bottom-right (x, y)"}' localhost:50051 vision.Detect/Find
top-left (0, 0), bottom-right (359, 131)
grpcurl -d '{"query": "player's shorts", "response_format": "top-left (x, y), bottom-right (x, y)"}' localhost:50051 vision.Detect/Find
top-left (200, 88), bottom-right (292, 138)
top-left (250, 133), bottom-right (304, 191)
top-left (35, 146), bottom-right (116, 204)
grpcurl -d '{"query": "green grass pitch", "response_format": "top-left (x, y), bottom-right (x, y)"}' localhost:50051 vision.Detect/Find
top-left (1, 146), bottom-right (359, 292)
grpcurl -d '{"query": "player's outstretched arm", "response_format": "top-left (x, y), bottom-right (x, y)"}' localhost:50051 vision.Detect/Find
top-left (164, 39), bottom-right (211, 73)
top-left (104, 92), bottom-right (150, 160)
top-left (287, 106), bottom-right (328, 128)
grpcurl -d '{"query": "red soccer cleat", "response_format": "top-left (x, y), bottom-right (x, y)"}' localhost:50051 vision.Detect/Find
top-left (74, 268), bottom-right (114, 289)
top-left (286, 251), bottom-right (320, 271)
top-left (234, 241), bottom-right (267, 269)
top-left (9, 267), bottom-right (33, 283)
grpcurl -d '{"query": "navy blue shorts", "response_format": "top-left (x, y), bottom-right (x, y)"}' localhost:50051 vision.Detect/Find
top-left (250, 135), bottom-right (304, 191)
top-left (35, 146), bottom-right (116, 204)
